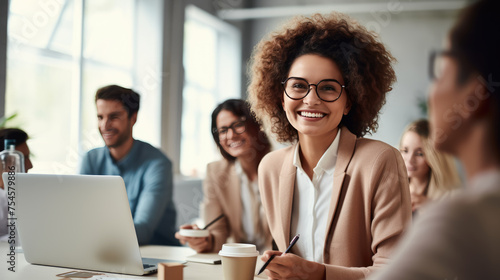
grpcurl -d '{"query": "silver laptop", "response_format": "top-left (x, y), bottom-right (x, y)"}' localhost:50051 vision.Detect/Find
top-left (6, 173), bottom-right (181, 275)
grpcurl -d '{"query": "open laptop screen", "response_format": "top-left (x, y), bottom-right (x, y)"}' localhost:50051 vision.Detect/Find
top-left (8, 173), bottom-right (154, 275)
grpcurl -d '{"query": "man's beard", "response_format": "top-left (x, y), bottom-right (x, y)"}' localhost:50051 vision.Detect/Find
top-left (101, 127), bottom-right (131, 149)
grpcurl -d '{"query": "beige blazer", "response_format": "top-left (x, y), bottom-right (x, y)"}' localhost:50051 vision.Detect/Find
top-left (201, 159), bottom-right (272, 252)
top-left (258, 128), bottom-right (412, 280)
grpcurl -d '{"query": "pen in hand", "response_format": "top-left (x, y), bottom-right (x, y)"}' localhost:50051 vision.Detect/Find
top-left (202, 214), bottom-right (225, 230)
top-left (257, 234), bottom-right (300, 275)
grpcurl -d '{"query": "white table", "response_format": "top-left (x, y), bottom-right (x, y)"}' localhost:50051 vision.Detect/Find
top-left (0, 242), bottom-right (267, 280)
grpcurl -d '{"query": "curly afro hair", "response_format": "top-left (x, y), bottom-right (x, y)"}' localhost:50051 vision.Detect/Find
top-left (248, 12), bottom-right (396, 143)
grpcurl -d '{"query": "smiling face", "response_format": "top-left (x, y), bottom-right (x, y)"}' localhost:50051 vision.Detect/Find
top-left (216, 109), bottom-right (255, 159)
top-left (400, 131), bottom-right (431, 181)
top-left (282, 54), bottom-right (350, 143)
top-left (96, 99), bottom-right (136, 148)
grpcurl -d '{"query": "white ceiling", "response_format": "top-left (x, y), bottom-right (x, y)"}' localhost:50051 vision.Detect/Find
top-left (217, 1), bottom-right (467, 20)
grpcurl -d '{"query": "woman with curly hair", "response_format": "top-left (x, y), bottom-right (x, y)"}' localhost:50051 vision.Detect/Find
top-left (399, 119), bottom-right (461, 213)
top-left (248, 12), bottom-right (412, 279)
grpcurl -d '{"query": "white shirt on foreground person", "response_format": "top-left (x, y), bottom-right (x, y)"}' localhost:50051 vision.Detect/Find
top-left (291, 128), bottom-right (341, 263)
top-left (369, 171), bottom-right (500, 280)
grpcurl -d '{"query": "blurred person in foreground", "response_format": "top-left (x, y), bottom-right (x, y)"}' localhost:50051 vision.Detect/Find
top-left (370, 0), bottom-right (500, 279)
top-left (399, 119), bottom-right (461, 214)
top-left (175, 99), bottom-right (272, 253)
top-left (0, 128), bottom-right (33, 240)
top-left (80, 85), bottom-right (177, 246)
top-left (248, 11), bottom-right (411, 280)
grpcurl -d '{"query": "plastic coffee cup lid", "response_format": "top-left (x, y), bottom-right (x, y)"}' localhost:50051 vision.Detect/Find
top-left (218, 243), bottom-right (259, 257)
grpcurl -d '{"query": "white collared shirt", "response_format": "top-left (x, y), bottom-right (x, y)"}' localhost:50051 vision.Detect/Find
top-left (235, 161), bottom-right (267, 252)
top-left (291, 128), bottom-right (341, 263)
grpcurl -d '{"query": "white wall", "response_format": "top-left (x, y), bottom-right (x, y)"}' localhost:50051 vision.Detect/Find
top-left (369, 11), bottom-right (456, 147)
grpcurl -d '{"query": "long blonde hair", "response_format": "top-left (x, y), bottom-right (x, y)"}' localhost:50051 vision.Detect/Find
top-left (401, 119), bottom-right (461, 199)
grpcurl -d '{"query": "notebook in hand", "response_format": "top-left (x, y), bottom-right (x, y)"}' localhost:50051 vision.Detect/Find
top-left (7, 173), bottom-right (182, 275)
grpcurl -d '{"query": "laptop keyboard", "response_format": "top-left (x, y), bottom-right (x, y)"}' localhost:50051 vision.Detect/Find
top-left (143, 264), bottom-right (156, 269)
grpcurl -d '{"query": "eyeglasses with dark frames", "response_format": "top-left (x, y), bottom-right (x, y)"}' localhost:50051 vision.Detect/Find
top-left (429, 50), bottom-right (457, 80)
top-left (281, 77), bottom-right (345, 102)
top-left (213, 118), bottom-right (246, 140)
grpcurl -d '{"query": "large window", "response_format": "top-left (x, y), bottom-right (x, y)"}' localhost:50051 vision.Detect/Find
top-left (180, 5), bottom-right (241, 178)
top-left (5, 1), bottom-right (241, 176)
top-left (6, 0), bottom-right (162, 174)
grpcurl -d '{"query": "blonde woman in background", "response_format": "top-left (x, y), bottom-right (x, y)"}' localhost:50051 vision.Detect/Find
top-left (399, 119), bottom-right (461, 213)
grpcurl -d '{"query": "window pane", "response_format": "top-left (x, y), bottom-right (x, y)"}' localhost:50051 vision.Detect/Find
top-left (8, 0), bottom-right (67, 49)
top-left (6, 55), bottom-right (75, 174)
top-left (180, 85), bottom-right (218, 177)
top-left (180, 6), bottom-right (241, 178)
top-left (6, 0), bottom-right (152, 175)
top-left (183, 20), bottom-right (216, 90)
top-left (83, 0), bottom-right (134, 68)
top-left (49, 0), bottom-right (76, 54)
top-left (7, 0), bottom-right (77, 174)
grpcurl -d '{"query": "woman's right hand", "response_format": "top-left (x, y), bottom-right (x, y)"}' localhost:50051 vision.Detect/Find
top-left (174, 224), bottom-right (213, 253)
top-left (260, 250), bottom-right (326, 280)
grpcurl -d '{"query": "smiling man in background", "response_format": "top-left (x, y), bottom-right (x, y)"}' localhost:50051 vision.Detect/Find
top-left (80, 85), bottom-right (178, 246)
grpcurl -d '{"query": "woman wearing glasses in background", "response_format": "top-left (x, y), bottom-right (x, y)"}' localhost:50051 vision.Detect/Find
top-left (175, 99), bottom-right (272, 253)
top-left (248, 12), bottom-right (411, 279)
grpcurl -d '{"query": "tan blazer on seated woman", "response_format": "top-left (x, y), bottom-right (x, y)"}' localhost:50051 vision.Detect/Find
top-left (202, 159), bottom-right (272, 252)
top-left (175, 99), bottom-right (272, 253)
top-left (258, 128), bottom-right (412, 279)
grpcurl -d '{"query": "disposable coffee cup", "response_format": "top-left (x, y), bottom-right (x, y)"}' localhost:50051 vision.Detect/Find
top-left (219, 243), bottom-right (259, 280)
